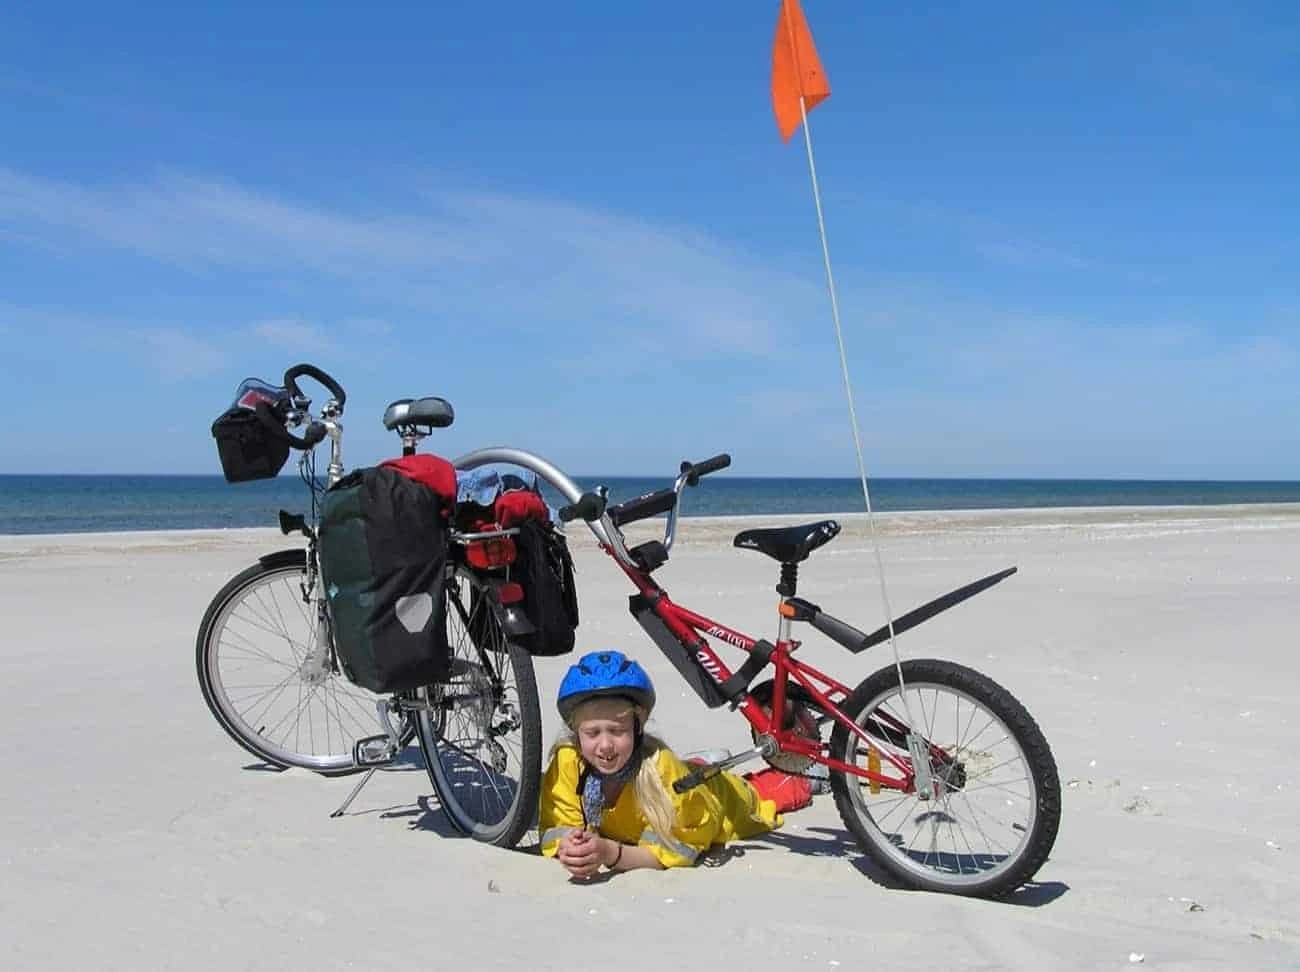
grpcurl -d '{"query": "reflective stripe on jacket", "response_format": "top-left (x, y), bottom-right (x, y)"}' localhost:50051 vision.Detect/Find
top-left (538, 745), bottom-right (782, 868)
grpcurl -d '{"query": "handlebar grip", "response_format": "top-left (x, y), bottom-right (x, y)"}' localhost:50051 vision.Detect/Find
top-left (680, 452), bottom-right (731, 486)
top-left (284, 363), bottom-right (346, 407)
top-left (607, 488), bottom-right (677, 527)
top-left (558, 492), bottom-right (607, 523)
top-left (255, 402), bottom-right (325, 451)
top-left (298, 422), bottom-right (328, 449)
top-left (672, 764), bottom-right (718, 794)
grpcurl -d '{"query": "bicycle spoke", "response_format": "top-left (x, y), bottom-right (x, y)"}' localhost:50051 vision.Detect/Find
top-left (965, 752), bottom-right (1029, 782)
top-left (957, 790), bottom-right (1016, 858)
top-left (329, 683), bottom-right (377, 739)
top-left (960, 712), bottom-right (999, 753)
top-left (264, 679), bottom-right (312, 750)
top-left (294, 673), bottom-right (306, 755)
top-left (946, 813), bottom-right (966, 874)
top-left (235, 667), bottom-right (300, 725)
top-left (874, 790), bottom-right (921, 831)
top-left (959, 775), bottom-right (1032, 800)
top-left (218, 631), bottom-right (299, 670)
top-left (244, 588), bottom-right (296, 650)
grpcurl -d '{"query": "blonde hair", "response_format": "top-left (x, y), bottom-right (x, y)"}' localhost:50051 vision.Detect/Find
top-left (556, 698), bottom-right (718, 845)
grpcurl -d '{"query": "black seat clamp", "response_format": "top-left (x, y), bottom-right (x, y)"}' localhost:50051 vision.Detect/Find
top-left (718, 639), bottom-right (775, 703)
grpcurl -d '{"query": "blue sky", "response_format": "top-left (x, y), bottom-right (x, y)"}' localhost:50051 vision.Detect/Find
top-left (1, 1), bottom-right (1297, 478)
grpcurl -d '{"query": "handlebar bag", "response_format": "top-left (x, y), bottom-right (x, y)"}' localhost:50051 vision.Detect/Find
top-left (500, 495), bottom-right (579, 657)
top-left (210, 379), bottom-right (292, 483)
top-left (318, 460), bottom-right (455, 692)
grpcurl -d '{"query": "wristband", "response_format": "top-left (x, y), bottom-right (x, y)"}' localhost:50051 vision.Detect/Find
top-left (609, 842), bottom-right (623, 869)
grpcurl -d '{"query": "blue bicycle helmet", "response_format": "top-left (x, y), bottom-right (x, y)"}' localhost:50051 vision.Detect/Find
top-left (557, 650), bottom-right (656, 723)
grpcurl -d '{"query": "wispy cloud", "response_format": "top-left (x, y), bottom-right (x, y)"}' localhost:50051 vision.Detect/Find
top-left (250, 318), bottom-right (338, 354)
top-left (4, 167), bottom-right (1297, 477)
top-left (0, 168), bottom-right (454, 271)
top-left (885, 198), bottom-right (1111, 277)
top-left (0, 167), bottom-right (821, 359)
top-left (132, 327), bottom-right (229, 381)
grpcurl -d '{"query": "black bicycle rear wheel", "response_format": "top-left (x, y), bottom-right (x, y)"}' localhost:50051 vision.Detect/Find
top-left (414, 567), bottom-right (541, 847)
top-left (829, 659), bottom-right (1060, 897)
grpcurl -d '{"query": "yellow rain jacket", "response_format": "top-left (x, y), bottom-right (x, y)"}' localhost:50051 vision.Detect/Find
top-left (539, 745), bottom-right (783, 868)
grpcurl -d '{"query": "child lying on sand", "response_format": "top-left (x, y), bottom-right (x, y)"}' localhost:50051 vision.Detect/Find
top-left (539, 651), bottom-right (812, 875)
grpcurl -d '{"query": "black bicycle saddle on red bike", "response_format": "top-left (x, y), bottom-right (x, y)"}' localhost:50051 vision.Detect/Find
top-left (732, 520), bottom-right (841, 563)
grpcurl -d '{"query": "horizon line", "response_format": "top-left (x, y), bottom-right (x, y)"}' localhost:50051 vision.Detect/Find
top-left (3, 472), bottom-right (1300, 485)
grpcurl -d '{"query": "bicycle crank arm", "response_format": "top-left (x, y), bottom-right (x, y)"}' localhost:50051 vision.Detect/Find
top-left (672, 737), bottom-right (778, 794)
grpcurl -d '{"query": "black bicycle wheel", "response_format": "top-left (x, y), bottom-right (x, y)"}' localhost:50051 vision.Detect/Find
top-left (414, 566), bottom-right (541, 847)
top-left (829, 659), bottom-right (1061, 897)
top-left (197, 550), bottom-right (410, 775)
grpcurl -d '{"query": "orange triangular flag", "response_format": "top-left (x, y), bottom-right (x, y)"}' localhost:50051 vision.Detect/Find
top-left (771, 0), bottom-right (831, 142)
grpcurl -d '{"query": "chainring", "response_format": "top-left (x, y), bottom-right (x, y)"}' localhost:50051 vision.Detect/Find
top-left (749, 680), bottom-right (825, 774)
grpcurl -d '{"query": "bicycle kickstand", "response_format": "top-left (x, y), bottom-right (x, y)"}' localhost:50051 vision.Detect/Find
top-left (329, 699), bottom-right (404, 818)
top-left (330, 767), bottom-right (379, 819)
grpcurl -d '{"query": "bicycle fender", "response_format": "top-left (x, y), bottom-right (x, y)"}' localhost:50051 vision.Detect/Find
top-left (257, 548), bottom-right (307, 571)
top-left (794, 566), bottom-right (1018, 653)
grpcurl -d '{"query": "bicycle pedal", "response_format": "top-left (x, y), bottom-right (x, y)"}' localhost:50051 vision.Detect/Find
top-left (352, 734), bottom-right (398, 768)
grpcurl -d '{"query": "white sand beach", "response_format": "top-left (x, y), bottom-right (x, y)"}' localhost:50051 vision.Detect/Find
top-left (2, 505), bottom-right (1298, 969)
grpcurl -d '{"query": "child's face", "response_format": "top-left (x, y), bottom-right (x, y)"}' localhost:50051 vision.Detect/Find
top-left (574, 699), bottom-right (637, 775)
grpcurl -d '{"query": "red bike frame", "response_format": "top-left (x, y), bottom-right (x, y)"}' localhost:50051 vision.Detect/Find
top-left (611, 549), bottom-right (919, 793)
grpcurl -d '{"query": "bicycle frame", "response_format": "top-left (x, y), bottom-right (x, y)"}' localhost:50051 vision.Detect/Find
top-left (453, 446), bottom-right (919, 795)
top-left (618, 558), bottom-right (917, 792)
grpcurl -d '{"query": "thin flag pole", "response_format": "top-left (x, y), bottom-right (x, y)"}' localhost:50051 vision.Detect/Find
top-left (791, 90), bottom-right (914, 719)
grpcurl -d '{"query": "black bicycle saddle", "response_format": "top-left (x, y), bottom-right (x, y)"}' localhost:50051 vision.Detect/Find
top-left (732, 520), bottom-right (841, 563)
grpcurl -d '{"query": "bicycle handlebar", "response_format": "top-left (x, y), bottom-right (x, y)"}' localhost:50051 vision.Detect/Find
top-left (680, 453), bottom-right (730, 486)
top-left (284, 363), bottom-right (346, 408)
top-left (570, 452), bottom-right (730, 530)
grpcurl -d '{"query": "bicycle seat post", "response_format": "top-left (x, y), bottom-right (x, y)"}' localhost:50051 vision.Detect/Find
top-left (775, 562), bottom-right (799, 650)
top-left (777, 562), bottom-right (799, 597)
top-left (396, 425), bottom-right (428, 457)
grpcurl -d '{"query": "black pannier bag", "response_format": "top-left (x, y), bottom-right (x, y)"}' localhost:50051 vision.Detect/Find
top-left (317, 461), bottom-right (454, 693)
top-left (511, 516), bottom-right (579, 657)
top-left (211, 379), bottom-right (293, 483)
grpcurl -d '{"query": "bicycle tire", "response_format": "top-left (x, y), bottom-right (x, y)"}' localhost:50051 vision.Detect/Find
top-left (828, 659), bottom-right (1061, 898)
top-left (196, 550), bottom-right (412, 776)
top-left (414, 566), bottom-right (541, 847)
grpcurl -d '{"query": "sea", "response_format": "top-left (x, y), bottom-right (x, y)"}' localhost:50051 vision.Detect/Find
top-left (3, 473), bottom-right (1300, 536)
